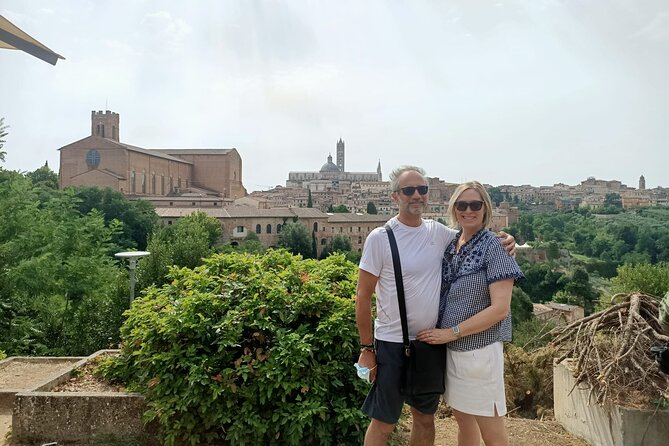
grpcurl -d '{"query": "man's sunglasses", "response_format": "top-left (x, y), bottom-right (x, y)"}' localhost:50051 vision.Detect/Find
top-left (397, 185), bottom-right (429, 196)
top-left (454, 200), bottom-right (484, 211)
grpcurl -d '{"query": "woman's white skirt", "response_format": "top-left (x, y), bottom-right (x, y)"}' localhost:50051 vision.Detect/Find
top-left (443, 341), bottom-right (507, 417)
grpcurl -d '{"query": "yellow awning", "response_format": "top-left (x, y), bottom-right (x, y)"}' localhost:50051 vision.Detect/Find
top-left (0, 14), bottom-right (64, 65)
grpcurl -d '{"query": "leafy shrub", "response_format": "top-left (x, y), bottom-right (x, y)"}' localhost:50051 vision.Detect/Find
top-left (101, 250), bottom-right (367, 445)
top-left (0, 350), bottom-right (5, 360)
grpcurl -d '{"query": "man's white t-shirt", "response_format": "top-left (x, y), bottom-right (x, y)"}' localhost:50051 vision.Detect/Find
top-left (358, 217), bottom-right (457, 343)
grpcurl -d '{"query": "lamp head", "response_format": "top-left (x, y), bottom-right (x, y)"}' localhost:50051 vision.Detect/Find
top-left (115, 251), bottom-right (151, 259)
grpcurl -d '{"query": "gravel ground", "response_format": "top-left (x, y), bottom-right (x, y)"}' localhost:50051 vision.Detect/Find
top-left (392, 404), bottom-right (590, 446)
top-left (0, 359), bottom-right (78, 389)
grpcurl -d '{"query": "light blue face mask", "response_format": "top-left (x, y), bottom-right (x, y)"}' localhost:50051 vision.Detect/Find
top-left (354, 362), bottom-right (375, 383)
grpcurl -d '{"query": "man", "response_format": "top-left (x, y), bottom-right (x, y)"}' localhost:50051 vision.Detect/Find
top-left (355, 166), bottom-right (515, 445)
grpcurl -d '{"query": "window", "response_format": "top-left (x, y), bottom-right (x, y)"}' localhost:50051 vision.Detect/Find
top-left (152, 174), bottom-right (156, 194)
top-left (277, 224), bottom-right (282, 233)
top-left (266, 224), bottom-right (272, 234)
top-left (85, 150), bottom-right (100, 168)
top-left (141, 173), bottom-right (146, 193)
top-left (321, 238), bottom-right (327, 245)
top-left (167, 220), bottom-right (172, 225)
top-left (256, 224), bottom-right (261, 234)
top-left (131, 171), bottom-right (136, 193)
top-left (192, 202), bottom-right (196, 206)
top-left (236, 226), bottom-right (245, 233)
top-left (358, 236), bottom-right (362, 244)
top-left (161, 176), bottom-right (165, 195)
top-left (313, 222), bottom-right (318, 232)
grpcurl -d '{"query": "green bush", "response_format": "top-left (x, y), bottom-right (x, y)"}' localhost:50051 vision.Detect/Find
top-left (0, 350), bottom-right (6, 360)
top-left (101, 250), bottom-right (367, 445)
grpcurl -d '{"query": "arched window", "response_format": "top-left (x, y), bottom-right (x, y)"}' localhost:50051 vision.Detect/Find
top-left (256, 224), bottom-right (261, 234)
top-left (141, 172), bottom-right (146, 193)
top-left (131, 171), bottom-right (136, 193)
top-left (313, 222), bottom-right (318, 232)
top-left (277, 224), bottom-right (282, 233)
top-left (358, 236), bottom-right (363, 244)
top-left (321, 238), bottom-right (327, 245)
top-left (266, 224), bottom-right (272, 234)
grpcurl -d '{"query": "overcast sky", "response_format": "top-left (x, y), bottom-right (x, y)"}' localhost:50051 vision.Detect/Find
top-left (2, 1), bottom-right (668, 191)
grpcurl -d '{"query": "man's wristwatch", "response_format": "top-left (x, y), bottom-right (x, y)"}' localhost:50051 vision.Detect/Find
top-left (452, 325), bottom-right (461, 339)
top-left (360, 343), bottom-right (375, 353)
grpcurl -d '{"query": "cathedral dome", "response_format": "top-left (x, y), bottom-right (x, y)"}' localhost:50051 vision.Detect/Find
top-left (320, 154), bottom-right (340, 172)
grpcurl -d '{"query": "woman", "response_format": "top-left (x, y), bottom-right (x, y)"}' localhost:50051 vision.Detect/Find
top-left (417, 181), bottom-right (524, 446)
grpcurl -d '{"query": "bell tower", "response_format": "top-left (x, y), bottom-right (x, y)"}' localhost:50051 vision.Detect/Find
top-left (336, 138), bottom-right (345, 172)
top-left (91, 110), bottom-right (120, 141)
top-left (639, 175), bottom-right (646, 190)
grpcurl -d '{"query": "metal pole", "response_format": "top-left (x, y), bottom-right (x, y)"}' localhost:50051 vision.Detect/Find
top-left (129, 258), bottom-right (137, 304)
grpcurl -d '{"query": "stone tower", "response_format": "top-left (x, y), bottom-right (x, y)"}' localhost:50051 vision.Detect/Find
top-left (639, 175), bottom-right (646, 190)
top-left (377, 159), bottom-right (382, 181)
top-left (91, 110), bottom-right (120, 141)
top-left (336, 138), bottom-right (345, 172)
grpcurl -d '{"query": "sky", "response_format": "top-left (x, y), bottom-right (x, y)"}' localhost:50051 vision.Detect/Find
top-left (1, 1), bottom-right (668, 192)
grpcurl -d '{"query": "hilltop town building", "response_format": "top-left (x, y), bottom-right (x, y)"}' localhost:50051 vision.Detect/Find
top-left (58, 111), bottom-right (247, 200)
top-left (286, 139), bottom-right (383, 191)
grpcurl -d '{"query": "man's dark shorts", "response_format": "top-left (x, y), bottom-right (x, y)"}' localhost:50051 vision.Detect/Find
top-left (361, 339), bottom-right (440, 424)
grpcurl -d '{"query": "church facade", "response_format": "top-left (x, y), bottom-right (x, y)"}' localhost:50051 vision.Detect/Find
top-left (58, 111), bottom-right (247, 199)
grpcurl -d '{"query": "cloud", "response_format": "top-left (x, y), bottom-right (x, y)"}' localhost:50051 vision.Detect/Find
top-left (630, 12), bottom-right (669, 44)
top-left (141, 10), bottom-right (192, 54)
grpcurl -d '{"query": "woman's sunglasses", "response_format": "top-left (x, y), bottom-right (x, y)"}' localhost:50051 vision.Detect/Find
top-left (454, 200), bottom-right (484, 211)
top-left (398, 185), bottom-right (429, 196)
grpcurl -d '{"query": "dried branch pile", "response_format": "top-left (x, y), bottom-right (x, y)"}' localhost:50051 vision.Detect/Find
top-left (551, 292), bottom-right (669, 408)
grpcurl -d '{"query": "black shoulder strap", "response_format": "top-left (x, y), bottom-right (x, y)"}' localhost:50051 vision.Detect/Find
top-left (385, 223), bottom-right (411, 357)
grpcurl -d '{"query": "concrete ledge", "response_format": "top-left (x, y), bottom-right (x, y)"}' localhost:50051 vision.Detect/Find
top-left (0, 356), bottom-right (85, 411)
top-left (12, 391), bottom-right (151, 446)
top-left (554, 359), bottom-right (669, 446)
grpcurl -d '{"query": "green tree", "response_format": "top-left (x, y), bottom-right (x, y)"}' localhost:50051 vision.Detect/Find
top-left (610, 262), bottom-right (669, 297)
top-left (331, 234), bottom-right (352, 252)
top-left (604, 193), bottom-right (622, 209)
top-left (0, 117), bottom-right (8, 163)
top-left (137, 212), bottom-right (221, 289)
top-left (277, 222), bottom-right (313, 258)
top-left (307, 188), bottom-right (313, 208)
top-left (25, 163), bottom-right (59, 189)
top-left (488, 186), bottom-right (505, 206)
top-left (71, 187), bottom-right (158, 251)
top-left (546, 241), bottom-right (560, 261)
top-left (556, 266), bottom-right (598, 313)
top-left (510, 287), bottom-right (534, 324)
top-left (0, 173), bottom-right (124, 355)
top-left (331, 204), bottom-right (349, 213)
top-left (366, 201), bottom-right (377, 214)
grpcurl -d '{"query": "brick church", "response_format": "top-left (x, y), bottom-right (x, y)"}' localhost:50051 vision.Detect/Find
top-left (58, 111), bottom-right (247, 199)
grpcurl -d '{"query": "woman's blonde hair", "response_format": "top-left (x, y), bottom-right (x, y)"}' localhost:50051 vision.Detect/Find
top-left (448, 181), bottom-right (493, 229)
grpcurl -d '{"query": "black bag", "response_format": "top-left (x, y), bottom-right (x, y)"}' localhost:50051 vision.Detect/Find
top-left (402, 340), bottom-right (447, 396)
top-left (385, 224), bottom-right (447, 397)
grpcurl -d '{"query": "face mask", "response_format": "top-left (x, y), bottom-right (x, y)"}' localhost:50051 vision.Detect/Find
top-left (354, 362), bottom-right (374, 383)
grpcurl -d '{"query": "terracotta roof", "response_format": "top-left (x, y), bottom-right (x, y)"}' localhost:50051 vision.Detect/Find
top-left (326, 213), bottom-right (392, 223)
top-left (120, 142), bottom-right (192, 163)
top-left (153, 149), bottom-right (235, 155)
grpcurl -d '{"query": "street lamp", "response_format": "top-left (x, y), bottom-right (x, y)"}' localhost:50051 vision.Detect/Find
top-left (115, 251), bottom-right (150, 304)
